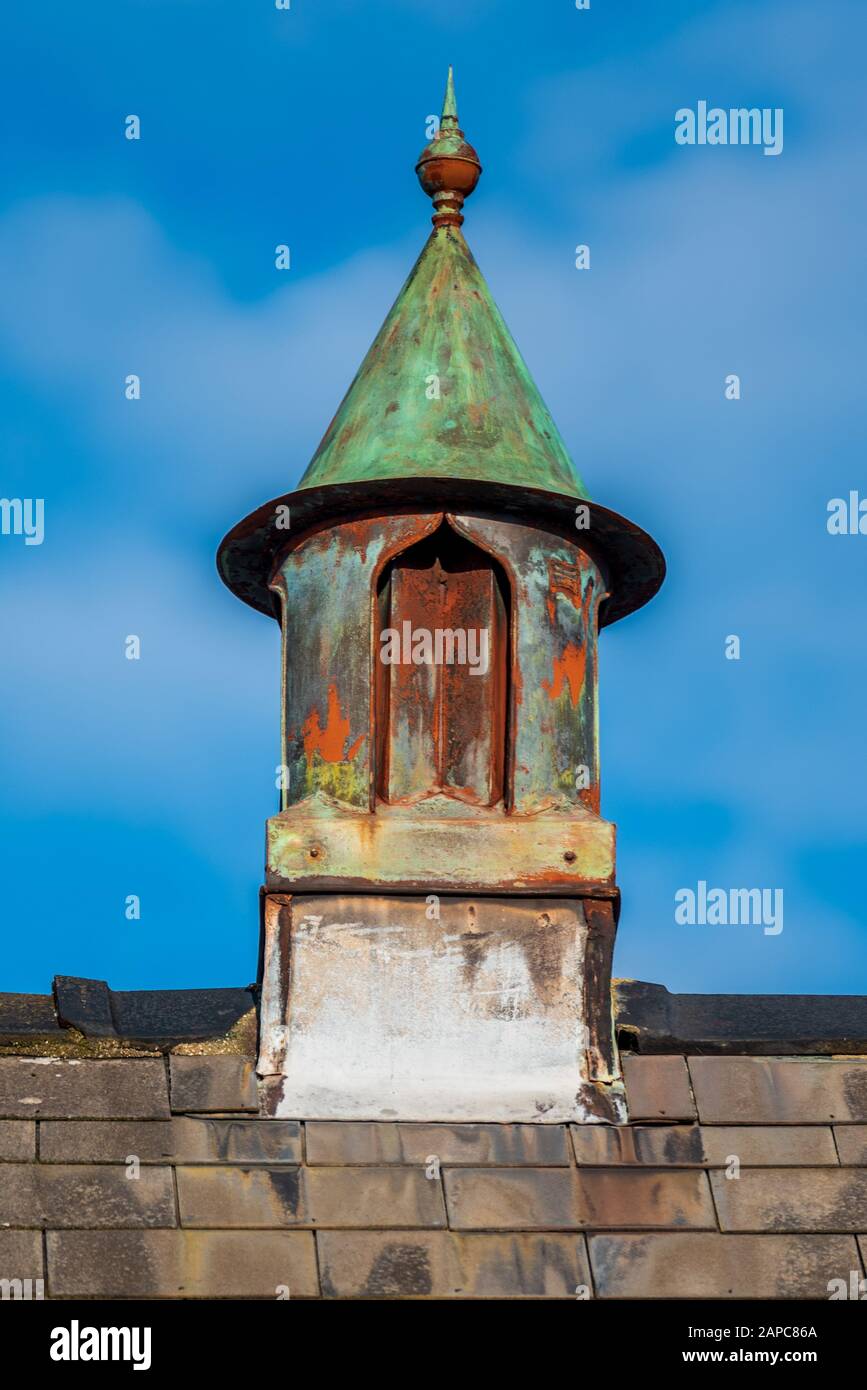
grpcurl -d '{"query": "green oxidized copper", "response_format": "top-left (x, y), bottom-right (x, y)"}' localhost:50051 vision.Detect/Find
top-left (216, 69), bottom-right (664, 627)
top-left (297, 70), bottom-right (587, 500)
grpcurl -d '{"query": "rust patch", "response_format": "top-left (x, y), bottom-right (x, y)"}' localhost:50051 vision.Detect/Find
top-left (542, 642), bottom-right (586, 707)
top-left (302, 685), bottom-right (364, 765)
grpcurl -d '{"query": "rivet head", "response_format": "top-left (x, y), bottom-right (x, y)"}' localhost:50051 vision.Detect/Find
top-left (563, 851), bottom-right (576, 864)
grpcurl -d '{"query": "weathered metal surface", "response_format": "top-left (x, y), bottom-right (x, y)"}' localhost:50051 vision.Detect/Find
top-left (377, 525), bottom-right (507, 805)
top-left (296, 221), bottom-right (584, 498)
top-left (298, 72), bottom-right (574, 497)
top-left (266, 805), bottom-right (615, 894)
top-left (257, 893), bottom-right (626, 1124)
top-left (271, 513), bottom-right (441, 809)
top-left (453, 514), bottom-right (602, 814)
top-left (273, 511), bottom-right (614, 889)
top-left (219, 479), bottom-right (664, 629)
top-left (271, 507), bottom-right (613, 890)
top-left (216, 79), bottom-right (665, 629)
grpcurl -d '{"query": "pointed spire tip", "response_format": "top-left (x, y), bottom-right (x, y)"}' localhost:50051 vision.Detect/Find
top-left (442, 66), bottom-right (458, 125)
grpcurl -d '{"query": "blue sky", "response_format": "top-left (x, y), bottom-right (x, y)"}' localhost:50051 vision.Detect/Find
top-left (1, 0), bottom-right (865, 994)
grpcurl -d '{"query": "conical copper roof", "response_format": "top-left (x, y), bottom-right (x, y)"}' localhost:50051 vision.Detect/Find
top-left (218, 70), bottom-right (664, 626)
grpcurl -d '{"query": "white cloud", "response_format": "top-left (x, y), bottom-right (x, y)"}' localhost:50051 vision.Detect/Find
top-left (0, 196), bottom-right (413, 522)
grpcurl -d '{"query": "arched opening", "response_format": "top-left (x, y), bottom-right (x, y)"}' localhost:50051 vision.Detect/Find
top-left (375, 519), bottom-right (510, 807)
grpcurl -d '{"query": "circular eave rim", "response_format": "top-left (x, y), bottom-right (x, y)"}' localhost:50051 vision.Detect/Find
top-left (216, 476), bottom-right (666, 628)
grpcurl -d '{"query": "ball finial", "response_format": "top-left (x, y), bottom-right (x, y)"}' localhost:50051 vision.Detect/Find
top-left (415, 67), bottom-right (482, 228)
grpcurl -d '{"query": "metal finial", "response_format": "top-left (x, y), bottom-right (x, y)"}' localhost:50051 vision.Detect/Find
top-left (415, 68), bottom-right (482, 229)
